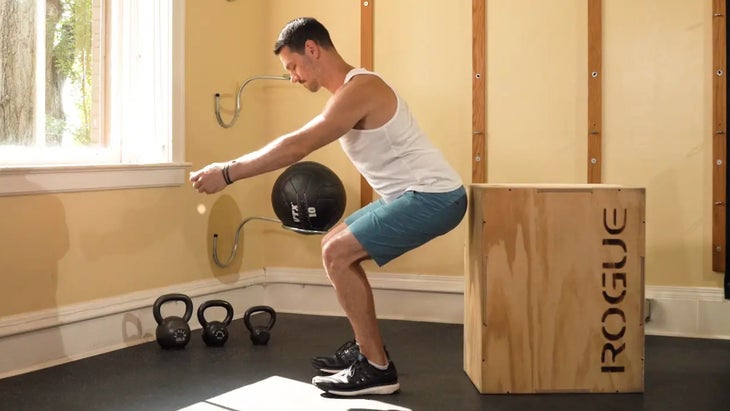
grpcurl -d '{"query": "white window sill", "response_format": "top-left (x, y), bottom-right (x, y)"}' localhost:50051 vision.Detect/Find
top-left (0, 163), bottom-right (192, 196)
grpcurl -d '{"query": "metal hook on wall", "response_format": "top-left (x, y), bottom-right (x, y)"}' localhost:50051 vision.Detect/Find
top-left (212, 216), bottom-right (327, 268)
top-left (214, 74), bottom-right (291, 129)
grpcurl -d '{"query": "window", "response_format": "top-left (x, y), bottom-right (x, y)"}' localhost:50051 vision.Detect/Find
top-left (0, 0), bottom-right (186, 196)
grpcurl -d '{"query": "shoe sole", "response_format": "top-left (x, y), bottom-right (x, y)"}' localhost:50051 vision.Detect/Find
top-left (324, 382), bottom-right (400, 396)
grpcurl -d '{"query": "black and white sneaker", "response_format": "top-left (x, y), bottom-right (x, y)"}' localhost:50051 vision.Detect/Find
top-left (311, 354), bottom-right (400, 396)
top-left (311, 339), bottom-right (360, 374)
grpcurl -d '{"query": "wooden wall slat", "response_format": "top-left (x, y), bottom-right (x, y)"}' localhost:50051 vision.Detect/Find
top-left (713, 0), bottom-right (727, 272)
top-left (587, 0), bottom-right (602, 183)
top-left (360, 0), bottom-right (374, 207)
top-left (472, 0), bottom-right (486, 183)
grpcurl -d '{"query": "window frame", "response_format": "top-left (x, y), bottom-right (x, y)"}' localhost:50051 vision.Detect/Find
top-left (0, 0), bottom-right (188, 197)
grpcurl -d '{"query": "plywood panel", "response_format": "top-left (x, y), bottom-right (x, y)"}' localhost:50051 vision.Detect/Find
top-left (713, 0), bottom-right (726, 272)
top-left (360, 0), bottom-right (374, 207)
top-left (587, 0), bottom-right (602, 183)
top-left (464, 186), bottom-right (486, 387)
top-left (465, 185), bottom-right (645, 393)
top-left (472, 0), bottom-right (486, 183)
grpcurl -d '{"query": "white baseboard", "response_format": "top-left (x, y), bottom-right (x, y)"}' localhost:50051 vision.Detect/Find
top-left (0, 270), bottom-right (728, 380)
top-left (0, 268), bottom-right (463, 379)
top-left (262, 267), bottom-right (464, 323)
top-left (0, 270), bottom-right (269, 380)
top-left (645, 286), bottom-right (730, 339)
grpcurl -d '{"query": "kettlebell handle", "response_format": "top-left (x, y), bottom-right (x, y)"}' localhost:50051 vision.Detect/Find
top-left (153, 293), bottom-right (194, 324)
top-left (197, 299), bottom-right (234, 327)
top-left (243, 305), bottom-right (277, 330)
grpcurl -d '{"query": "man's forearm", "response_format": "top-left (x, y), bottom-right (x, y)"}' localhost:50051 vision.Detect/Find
top-left (227, 134), bottom-right (308, 183)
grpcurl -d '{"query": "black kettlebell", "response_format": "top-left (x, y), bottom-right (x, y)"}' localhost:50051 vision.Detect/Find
top-left (153, 293), bottom-right (193, 349)
top-left (244, 305), bottom-right (277, 345)
top-left (197, 299), bottom-right (234, 347)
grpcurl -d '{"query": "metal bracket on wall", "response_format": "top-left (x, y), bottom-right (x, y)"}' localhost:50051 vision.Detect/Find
top-left (212, 217), bottom-right (325, 268)
top-left (213, 75), bottom-right (290, 129)
top-left (644, 298), bottom-right (652, 323)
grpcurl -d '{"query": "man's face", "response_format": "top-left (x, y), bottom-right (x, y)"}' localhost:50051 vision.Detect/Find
top-left (279, 44), bottom-right (320, 93)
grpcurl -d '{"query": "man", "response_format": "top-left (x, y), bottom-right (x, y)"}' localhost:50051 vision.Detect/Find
top-left (189, 17), bottom-right (466, 396)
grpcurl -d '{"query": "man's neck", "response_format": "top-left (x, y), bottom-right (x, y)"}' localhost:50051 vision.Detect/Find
top-left (321, 56), bottom-right (355, 94)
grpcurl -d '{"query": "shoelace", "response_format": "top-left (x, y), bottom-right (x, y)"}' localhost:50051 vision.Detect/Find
top-left (346, 358), bottom-right (370, 379)
top-left (324, 361), bottom-right (358, 383)
top-left (335, 341), bottom-right (357, 360)
top-left (346, 363), bottom-right (358, 378)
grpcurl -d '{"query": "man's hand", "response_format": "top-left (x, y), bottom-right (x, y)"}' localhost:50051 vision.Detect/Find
top-left (189, 162), bottom-right (228, 194)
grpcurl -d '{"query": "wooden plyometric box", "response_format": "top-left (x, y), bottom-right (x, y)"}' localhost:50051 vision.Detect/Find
top-left (464, 184), bottom-right (645, 394)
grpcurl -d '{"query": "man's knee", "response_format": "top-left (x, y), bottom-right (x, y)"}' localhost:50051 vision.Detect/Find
top-left (321, 230), bottom-right (368, 276)
top-left (321, 222), bottom-right (347, 249)
top-left (322, 236), bottom-right (347, 275)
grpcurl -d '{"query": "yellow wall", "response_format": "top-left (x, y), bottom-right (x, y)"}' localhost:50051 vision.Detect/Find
top-left (0, 0), bottom-right (721, 318)
top-left (487, 0), bottom-right (714, 286)
top-left (487, 0), bottom-right (588, 183)
top-left (602, 0), bottom-right (712, 286)
top-left (185, 0), bottom-right (270, 275)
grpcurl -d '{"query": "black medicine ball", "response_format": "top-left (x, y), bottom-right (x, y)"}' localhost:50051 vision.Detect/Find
top-left (271, 161), bottom-right (346, 233)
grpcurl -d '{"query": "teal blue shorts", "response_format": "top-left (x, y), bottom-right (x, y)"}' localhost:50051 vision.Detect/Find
top-left (345, 186), bottom-right (467, 266)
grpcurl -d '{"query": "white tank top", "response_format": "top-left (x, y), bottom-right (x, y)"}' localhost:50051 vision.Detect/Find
top-left (339, 68), bottom-right (463, 202)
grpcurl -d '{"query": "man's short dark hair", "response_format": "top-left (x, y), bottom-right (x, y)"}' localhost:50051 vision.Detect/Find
top-left (274, 17), bottom-right (335, 55)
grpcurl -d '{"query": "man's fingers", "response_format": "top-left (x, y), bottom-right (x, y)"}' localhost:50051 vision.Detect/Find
top-left (191, 177), bottom-right (203, 192)
top-left (189, 172), bottom-right (199, 182)
top-left (190, 165), bottom-right (225, 195)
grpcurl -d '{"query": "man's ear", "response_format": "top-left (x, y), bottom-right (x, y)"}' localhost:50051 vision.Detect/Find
top-left (304, 39), bottom-right (320, 58)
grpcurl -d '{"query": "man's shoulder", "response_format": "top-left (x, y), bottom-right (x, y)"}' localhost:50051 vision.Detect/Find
top-left (341, 72), bottom-right (390, 96)
top-left (348, 70), bottom-right (385, 83)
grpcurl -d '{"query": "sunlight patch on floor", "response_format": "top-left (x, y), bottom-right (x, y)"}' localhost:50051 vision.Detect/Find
top-left (178, 375), bottom-right (411, 411)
